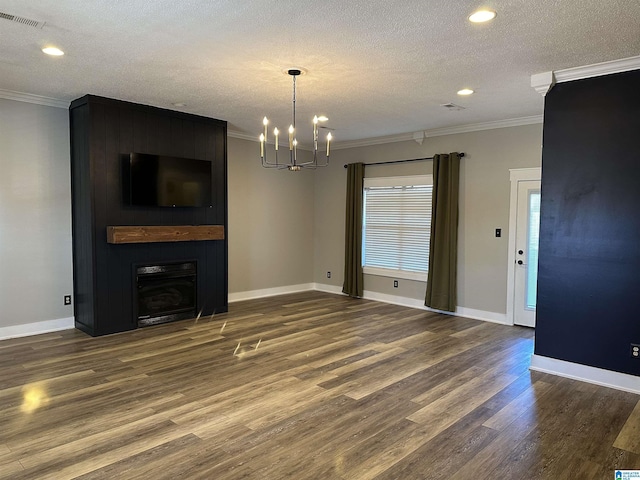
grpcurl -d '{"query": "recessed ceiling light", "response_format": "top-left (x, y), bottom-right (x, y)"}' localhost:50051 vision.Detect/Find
top-left (457, 88), bottom-right (474, 96)
top-left (468, 10), bottom-right (496, 23)
top-left (42, 46), bottom-right (64, 56)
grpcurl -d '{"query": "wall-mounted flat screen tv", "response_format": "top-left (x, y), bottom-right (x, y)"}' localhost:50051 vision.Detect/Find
top-left (124, 153), bottom-right (212, 207)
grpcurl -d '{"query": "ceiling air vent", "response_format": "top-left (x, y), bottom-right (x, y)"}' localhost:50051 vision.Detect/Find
top-left (0, 11), bottom-right (45, 29)
top-left (441, 103), bottom-right (466, 111)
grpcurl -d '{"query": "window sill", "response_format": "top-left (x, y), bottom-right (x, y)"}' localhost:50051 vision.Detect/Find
top-left (363, 266), bottom-right (427, 282)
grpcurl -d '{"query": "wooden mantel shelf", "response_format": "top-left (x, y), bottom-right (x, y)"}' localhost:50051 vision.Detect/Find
top-left (107, 225), bottom-right (225, 244)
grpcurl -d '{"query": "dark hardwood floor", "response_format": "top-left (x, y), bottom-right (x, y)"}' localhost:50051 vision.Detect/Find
top-left (1, 291), bottom-right (639, 479)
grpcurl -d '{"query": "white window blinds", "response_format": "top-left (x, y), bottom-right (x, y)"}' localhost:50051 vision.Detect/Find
top-left (362, 175), bottom-right (433, 280)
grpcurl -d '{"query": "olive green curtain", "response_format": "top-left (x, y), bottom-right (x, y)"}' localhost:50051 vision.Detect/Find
top-left (342, 162), bottom-right (364, 298)
top-left (425, 153), bottom-right (461, 312)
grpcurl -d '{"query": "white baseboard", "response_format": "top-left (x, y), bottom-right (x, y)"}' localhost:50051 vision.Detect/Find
top-left (229, 283), bottom-right (315, 303)
top-left (530, 354), bottom-right (640, 395)
top-left (313, 283), bottom-right (344, 295)
top-left (454, 307), bottom-right (510, 325)
top-left (313, 283), bottom-right (508, 324)
top-left (364, 290), bottom-right (509, 324)
top-left (0, 317), bottom-right (75, 341)
top-left (362, 289), bottom-right (426, 309)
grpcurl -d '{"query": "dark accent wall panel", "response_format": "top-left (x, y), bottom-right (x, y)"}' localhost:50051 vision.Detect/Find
top-left (536, 69), bottom-right (640, 376)
top-left (69, 104), bottom-right (97, 332)
top-left (70, 95), bottom-right (228, 336)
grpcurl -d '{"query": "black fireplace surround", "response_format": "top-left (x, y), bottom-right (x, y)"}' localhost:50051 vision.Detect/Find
top-left (70, 95), bottom-right (228, 336)
top-left (136, 261), bottom-right (197, 327)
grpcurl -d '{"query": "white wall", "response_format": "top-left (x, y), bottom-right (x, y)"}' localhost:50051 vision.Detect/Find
top-left (0, 99), bottom-right (73, 334)
top-left (313, 124), bottom-right (543, 317)
top-left (227, 136), bottom-right (315, 296)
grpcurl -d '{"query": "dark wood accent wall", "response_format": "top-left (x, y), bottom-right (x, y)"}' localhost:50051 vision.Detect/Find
top-left (70, 95), bottom-right (228, 336)
top-left (536, 69), bottom-right (640, 376)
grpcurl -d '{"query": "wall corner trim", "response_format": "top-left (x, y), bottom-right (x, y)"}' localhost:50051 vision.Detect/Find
top-left (531, 71), bottom-right (556, 96)
top-left (530, 354), bottom-right (640, 395)
top-left (0, 317), bottom-right (75, 341)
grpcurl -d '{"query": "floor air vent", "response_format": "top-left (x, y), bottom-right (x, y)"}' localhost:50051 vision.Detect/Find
top-left (0, 11), bottom-right (45, 29)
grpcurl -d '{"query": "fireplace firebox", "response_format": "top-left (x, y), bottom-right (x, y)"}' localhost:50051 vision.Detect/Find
top-left (135, 261), bottom-right (197, 327)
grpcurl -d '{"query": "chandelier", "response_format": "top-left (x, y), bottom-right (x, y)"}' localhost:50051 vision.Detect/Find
top-left (260, 69), bottom-right (332, 171)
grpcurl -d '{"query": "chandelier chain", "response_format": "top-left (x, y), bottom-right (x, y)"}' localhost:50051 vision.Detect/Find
top-left (292, 74), bottom-right (296, 131)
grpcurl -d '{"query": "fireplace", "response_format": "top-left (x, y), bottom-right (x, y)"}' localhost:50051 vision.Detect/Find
top-left (135, 261), bottom-right (197, 327)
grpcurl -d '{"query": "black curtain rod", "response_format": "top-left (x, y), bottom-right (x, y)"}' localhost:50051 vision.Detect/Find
top-left (343, 152), bottom-right (465, 168)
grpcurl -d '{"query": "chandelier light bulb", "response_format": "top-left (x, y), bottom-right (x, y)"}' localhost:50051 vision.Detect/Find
top-left (288, 124), bottom-right (294, 150)
top-left (262, 117), bottom-right (269, 143)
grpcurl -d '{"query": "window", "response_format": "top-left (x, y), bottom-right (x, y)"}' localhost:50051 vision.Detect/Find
top-left (362, 175), bottom-right (432, 281)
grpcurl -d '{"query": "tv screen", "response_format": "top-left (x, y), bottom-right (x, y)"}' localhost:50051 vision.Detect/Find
top-left (124, 153), bottom-right (212, 207)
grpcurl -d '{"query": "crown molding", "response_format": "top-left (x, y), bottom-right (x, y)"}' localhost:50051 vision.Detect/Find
top-left (235, 116), bottom-right (543, 151)
top-left (531, 55), bottom-right (640, 97)
top-left (554, 55), bottom-right (640, 83)
top-left (423, 115), bottom-right (543, 138)
top-left (0, 88), bottom-right (69, 109)
top-left (334, 116), bottom-right (542, 149)
top-left (332, 132), bottom-right (415, 150)
top-left (227, 130), bottom-right (256, 142)
top-left (412, 131), bottom-right (425, 145)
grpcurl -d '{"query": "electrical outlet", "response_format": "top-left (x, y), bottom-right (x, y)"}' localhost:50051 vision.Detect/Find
top-left (393, 280), bottom-right (398, 288)
top-left (64, 295), bottom-right (72, 306)
top-left (631, 344), bottom-right (640, 359)
top-left (327, 271), bottom-right (331, 278)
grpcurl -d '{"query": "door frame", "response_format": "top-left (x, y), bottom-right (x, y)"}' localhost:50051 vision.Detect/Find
top-left (506, 167), bottom-right (541, 326)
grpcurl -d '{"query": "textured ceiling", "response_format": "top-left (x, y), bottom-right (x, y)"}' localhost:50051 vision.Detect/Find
top-left (1, 0), bottom-right (639, 145)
